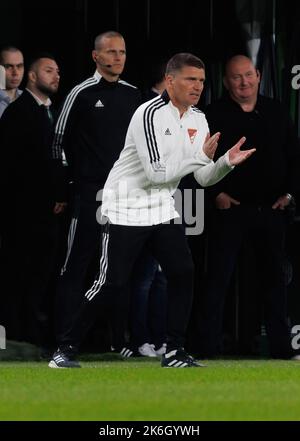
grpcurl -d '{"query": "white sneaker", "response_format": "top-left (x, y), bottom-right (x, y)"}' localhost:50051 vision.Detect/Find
top-left (138, 343), bottom-right (157, 358)
top-left (155, 343), bottom-right (167, 356)
top-left (291, 354), bottom-right (300, 361)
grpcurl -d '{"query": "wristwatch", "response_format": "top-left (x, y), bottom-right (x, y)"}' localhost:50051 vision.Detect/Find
top-left (286, 193), bottom-right (293, 201)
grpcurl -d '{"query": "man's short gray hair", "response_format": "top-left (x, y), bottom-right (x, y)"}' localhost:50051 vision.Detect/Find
top-left (94, 31), bottom-right (124, 50)
top-left (166, 53), bottom-right (205, 75)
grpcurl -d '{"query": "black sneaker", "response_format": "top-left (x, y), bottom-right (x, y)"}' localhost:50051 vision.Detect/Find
top-left (161, 348), bottom-right (206, 368)
top-left (48, 349), bottom-right (81, 368)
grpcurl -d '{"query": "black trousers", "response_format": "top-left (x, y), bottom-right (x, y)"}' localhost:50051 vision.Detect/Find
top-left (130, 251), bottom-right (167, 349)
top-left (61, 221), bottom-right (194, 352)
top-left (55, 188), bottom-right (102, 345)
top-left (1, 207), bottom-right (58, 346)
top-left (198, 204), bottom-right (291, 359)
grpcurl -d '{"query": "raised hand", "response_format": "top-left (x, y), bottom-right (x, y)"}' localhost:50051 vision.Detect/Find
top-left (202, 132), bottom-right (221, 160)
top-left (228, 136), bottom-right (256, 165)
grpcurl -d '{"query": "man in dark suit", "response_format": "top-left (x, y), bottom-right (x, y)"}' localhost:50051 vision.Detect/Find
top-left (198, 55), bottom-right (300, 360)
top-left (0, 53), bottom-right (66, 348)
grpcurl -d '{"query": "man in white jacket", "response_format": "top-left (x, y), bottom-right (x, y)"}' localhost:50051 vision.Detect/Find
top-left (49, 53), bottom-right (255, 368)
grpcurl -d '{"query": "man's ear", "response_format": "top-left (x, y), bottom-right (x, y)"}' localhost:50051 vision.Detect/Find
top-left (165, 74), bottom-right (174, 88)
top-left (92, 50), bottom-right (98, 63)
top-left (256, 69), bottom-right (261, 82)
top-left (28, 70), bottom-right (36, 83)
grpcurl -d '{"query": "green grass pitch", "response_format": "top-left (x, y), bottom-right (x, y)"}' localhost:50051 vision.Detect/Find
top-left (1, 357), bottom-right (300, 421)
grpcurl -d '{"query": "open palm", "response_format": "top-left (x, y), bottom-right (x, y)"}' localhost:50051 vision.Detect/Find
top-left (228, 137), bottom-right (256, 165)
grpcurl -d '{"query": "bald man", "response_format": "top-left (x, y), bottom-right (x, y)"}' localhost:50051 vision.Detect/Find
top-left (198, 55), bottom-right (300, 360)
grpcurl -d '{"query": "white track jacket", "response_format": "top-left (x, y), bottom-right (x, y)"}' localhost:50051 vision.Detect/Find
top-left (101, 91), bottom-right (233, 226)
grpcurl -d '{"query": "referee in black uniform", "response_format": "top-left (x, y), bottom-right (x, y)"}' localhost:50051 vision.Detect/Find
top-left (52, 31), bottom-right (141, 350)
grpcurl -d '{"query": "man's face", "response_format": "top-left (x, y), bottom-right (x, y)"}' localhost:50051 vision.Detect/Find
top-left (166, 66), bottom-right (205, 110)
top-left (1, 50), bottom-right (24, 90)
top-left (224, 58), bottom-right (260, 103)
top-left (33, 58), bottom-right (60, 96)
top-left (92, 36), bottom-right (126, 78)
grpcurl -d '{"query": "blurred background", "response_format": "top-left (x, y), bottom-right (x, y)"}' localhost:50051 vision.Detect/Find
top-left (1, 0), bottom-right (300, 126)
top-left (2, 0), bottom-right (300, 356)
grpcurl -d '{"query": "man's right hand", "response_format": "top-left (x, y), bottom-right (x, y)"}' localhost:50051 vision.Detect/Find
top-left (202, 132), bottom-right (221, 160)
top-left (215, 192), bottom-right (240, 209)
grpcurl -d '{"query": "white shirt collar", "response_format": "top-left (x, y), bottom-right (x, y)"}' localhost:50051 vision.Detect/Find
top-left (94, 70), bottom-right (102, 81)
top-left (168, 100), bottom-right (193, 120)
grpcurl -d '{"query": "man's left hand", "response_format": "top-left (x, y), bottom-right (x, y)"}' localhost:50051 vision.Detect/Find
top-left (272, 195), bottom-right (291, 210)
top-left (228, 137), bottom-right (256, 165)
top-left (53, 202), bottom-right (67, 214)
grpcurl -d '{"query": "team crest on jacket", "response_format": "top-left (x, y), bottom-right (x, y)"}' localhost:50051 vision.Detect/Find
top-left (188, 128), bottom-right (197, 144)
